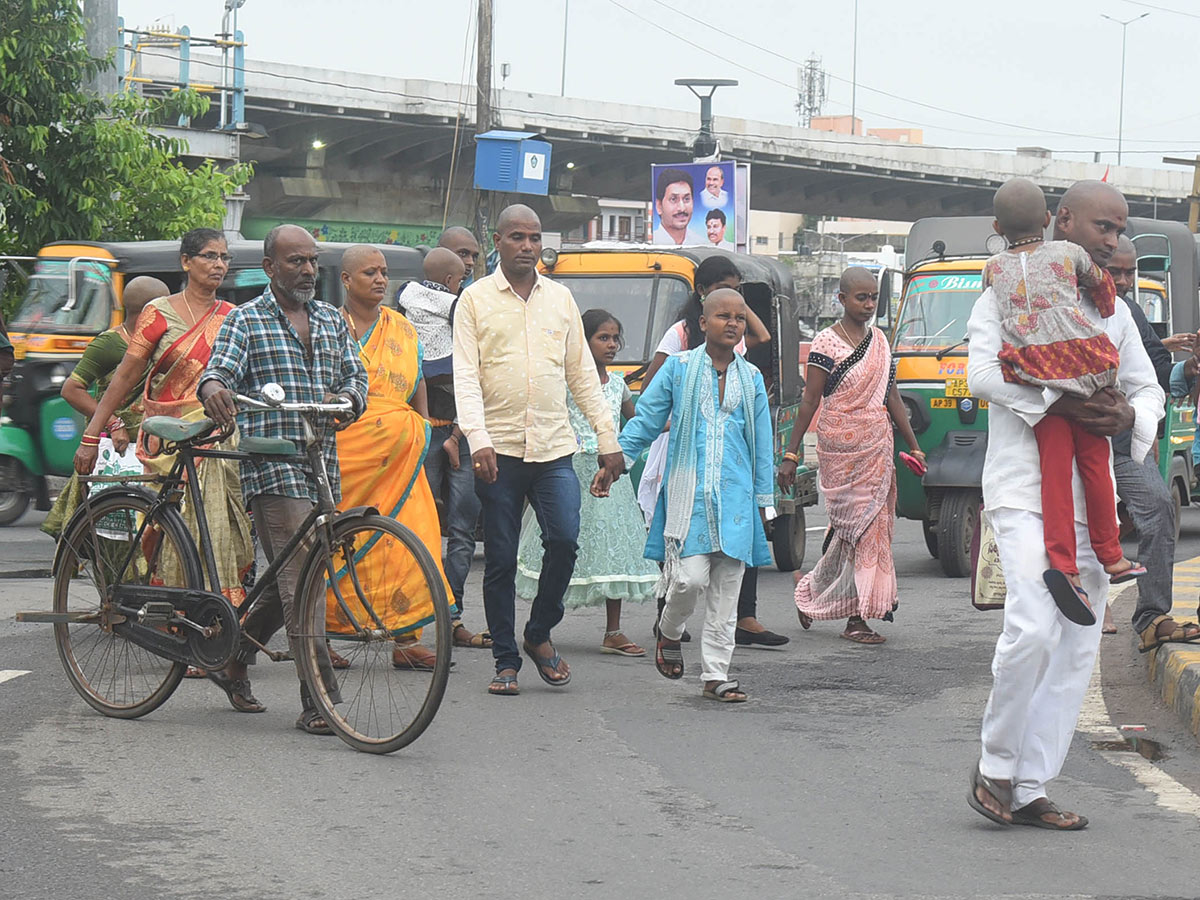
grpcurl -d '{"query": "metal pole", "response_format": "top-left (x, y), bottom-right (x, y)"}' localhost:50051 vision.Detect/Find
top-left (560, 0), bottom-right (569, 97)
top-left (1117, 25), bottom-right (1126, 165)
top-left (1101, 12), bottom-right (1148, 166)
top-left (850, 0), bottom-right (858, 129)
top-left (473, 0), bottom-right (495, 269)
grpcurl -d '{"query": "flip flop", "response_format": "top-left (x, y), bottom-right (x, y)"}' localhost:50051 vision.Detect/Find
top-left (1043, 569), bottom-right (1096, 626)
top-left (797, 609), bottom-right (813, 630)
top-left (967, 763), bottom-right (1012, 826)
top-left (1109, 562), bottom-right (1147, 585)
top-left (487, 673), bottom-right (520, 696)
top-left (1011, 799), bottom-right (1087, 831)
top-left (600, 641), bottom-right (646, 657)
top-left (522, 641), bottom-right (571, 687)
top-left (840, 618), bottom-right (885, 644)
top-left (702, 679), bottom-right (748, 703)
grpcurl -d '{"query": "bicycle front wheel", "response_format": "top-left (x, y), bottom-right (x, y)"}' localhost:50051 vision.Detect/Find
top-left (296, 514), bottom-right (452, 754)
top-left (53, 489), bottom-right (199, 718)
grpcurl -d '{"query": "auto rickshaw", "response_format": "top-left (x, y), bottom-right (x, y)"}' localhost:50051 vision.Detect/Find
top-left (0, 238), bottom-right (422, 525)
top-left (889, 217), bottom-right (1199, 576)
top-left (538, 245), bottom-right (818, 571)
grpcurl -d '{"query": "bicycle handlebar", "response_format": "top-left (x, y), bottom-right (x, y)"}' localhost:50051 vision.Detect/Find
top-left (235, 393), bottom-right (354, 415)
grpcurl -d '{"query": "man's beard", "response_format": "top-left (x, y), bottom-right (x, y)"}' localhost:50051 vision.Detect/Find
top-left (291, 286), bottom-right (316, 303)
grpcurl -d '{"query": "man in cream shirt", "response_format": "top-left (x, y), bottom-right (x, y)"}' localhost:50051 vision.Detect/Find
top-left (967, 181), bottom-right (1164, 830)
top-left (453, 204), bottom-right (626, 696)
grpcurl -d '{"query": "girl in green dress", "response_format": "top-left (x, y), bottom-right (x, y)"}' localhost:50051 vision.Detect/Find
top-left (42, 276), bottom-right (167, 538)
top-left (515, 309), bottom-right (659, 656)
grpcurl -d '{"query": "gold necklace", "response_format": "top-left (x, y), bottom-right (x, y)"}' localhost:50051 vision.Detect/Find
top-left (180, 287), bottom-right (214, 328)
top-left (835, 321), bottom-right (864, 346)
top-left (342, 309), bottom-right (361, 345)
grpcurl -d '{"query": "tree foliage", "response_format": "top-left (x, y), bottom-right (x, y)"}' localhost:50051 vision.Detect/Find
top-left (0, 0), bottom-right (253, 261)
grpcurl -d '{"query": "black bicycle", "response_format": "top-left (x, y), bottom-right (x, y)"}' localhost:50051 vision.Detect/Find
top-left (18, 386), bottom-right (452, 754)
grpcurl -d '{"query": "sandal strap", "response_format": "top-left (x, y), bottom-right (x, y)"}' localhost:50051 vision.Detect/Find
top-left (658, 646), bottom-right (684, 662)
top-left (712, 680), bottom-right (740, 695)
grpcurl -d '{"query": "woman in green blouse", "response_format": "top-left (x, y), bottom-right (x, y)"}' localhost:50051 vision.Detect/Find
top-left (42, 276), bottom-right (167, 538)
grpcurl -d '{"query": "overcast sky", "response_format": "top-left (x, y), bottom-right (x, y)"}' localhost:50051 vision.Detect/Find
top-left (116, 0), bottom-right (1199, 169)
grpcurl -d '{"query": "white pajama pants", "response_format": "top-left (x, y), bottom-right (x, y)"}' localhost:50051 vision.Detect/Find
top-left (979, 508), bottom-right (1106, 809)
top-left (660, 552), bottom-right (746, 683)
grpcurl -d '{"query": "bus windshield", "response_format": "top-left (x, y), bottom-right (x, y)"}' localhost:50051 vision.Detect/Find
top-left (11, 259), bottom-right (114, 334)
top-left (893, 272), bottom-right (981, 351)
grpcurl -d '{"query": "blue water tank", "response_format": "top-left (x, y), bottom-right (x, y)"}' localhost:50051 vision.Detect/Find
top-left (473, 130), bottom-right (552, 196)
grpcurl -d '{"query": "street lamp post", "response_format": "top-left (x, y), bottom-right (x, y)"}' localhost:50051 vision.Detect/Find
top-left (1100, 11), bottom-right (1148, 166)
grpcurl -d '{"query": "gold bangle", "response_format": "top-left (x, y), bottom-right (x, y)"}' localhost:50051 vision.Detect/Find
top-left (783, 451), bottom-right (800, 464)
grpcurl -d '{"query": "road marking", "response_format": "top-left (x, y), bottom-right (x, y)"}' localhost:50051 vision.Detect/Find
top-left (1081, 585), bottom-right (1200, 819)
top-left (0, 670), bottom-right (30, 685)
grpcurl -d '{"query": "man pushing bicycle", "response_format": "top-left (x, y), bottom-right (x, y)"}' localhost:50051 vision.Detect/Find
top-left (198, 224), bottom-right (367, 735)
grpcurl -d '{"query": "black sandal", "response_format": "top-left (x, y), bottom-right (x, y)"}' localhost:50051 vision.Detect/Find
top-left (295, 708), bottom-right (333, 735)
top-left (521, 641), bottom-right (571, 687)
top-left (206, 669), bottom-right (265, 713)
top-left (655, 636), bottom-right (684, 680)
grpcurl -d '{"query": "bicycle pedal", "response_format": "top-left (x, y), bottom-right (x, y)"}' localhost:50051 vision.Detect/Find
top-left (136, 601), bottom-right (176, 626)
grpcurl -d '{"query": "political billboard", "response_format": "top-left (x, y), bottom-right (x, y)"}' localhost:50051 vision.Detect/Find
top-left (650, 161), bottom-right (737, 250)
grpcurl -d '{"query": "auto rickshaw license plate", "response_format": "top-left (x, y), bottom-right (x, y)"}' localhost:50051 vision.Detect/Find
top-left (944, 378), bottom-right (969, 397)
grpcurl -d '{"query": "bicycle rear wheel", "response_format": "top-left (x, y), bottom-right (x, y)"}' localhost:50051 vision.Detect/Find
top-left (296, 514), bottom-right (452, 754)
top-left (53, 489), bottom-right (199, 718)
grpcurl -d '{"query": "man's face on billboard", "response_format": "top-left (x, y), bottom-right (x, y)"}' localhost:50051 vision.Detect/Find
top-left (706, 217), bottom-right (724, 244)
top-left (657, 181), bottom-right (693, 231)
top-left (705, 167), bottom-right (723, 197)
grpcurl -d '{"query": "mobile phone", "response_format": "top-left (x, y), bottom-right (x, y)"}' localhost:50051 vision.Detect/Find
top-left (899, 451), bottom-right (927, 477)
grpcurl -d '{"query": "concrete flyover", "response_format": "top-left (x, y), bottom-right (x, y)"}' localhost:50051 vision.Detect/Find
top-left (139, 52), bottom-right (1194, 224)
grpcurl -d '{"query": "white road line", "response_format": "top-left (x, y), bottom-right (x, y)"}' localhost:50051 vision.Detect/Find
top-left (1081, 584), bottom-right (1200, 819)
top-left (0, 670), bottom-right (31, 685)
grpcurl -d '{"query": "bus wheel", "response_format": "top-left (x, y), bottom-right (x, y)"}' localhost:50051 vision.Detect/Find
top-left (937, 490), bottom-right (980, 578)
top-left (922, 519), bottom-right (939, 559)
top-left (772, 509), bottom-right (807, 572)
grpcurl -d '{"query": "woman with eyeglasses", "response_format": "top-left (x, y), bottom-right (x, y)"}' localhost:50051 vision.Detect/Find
top-left (637, 255), bottom-right (786, 648)
top-left (75, 228), bottom-right (254, 624)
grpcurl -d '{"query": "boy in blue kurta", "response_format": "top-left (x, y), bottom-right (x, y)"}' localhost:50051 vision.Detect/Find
top-left (596, 289), bottom-right (773, 702)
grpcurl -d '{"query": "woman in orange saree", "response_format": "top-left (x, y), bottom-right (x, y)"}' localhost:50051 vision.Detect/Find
top-left (75, 229), bottom-right (254, 608)
top-left (326, 246), bottom-right (455, 668)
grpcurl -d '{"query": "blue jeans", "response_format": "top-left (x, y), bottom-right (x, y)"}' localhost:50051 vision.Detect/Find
top-left (423, 424), bottom-right (481, 607)
top-left (1113, 451), bottom-right (1175, 634)
top-left (475, 453), bottom-right (580, 674)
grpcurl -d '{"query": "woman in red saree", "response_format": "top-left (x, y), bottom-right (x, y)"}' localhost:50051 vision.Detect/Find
top-left (777, 267), bottom-right (924, 644)
top-left (75, 229), bottom-right (254, 608)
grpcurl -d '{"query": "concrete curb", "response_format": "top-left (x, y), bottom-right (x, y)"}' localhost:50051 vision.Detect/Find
top-left (1144, 556), bottom-right (1200, 739)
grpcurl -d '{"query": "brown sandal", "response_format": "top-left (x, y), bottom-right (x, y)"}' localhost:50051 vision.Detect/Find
top-left (1011, 798), bottom-right (1087, 830)
top-left (1137, 615), bottom-right (1200, 653)
top-left (840, 617), bottom-right (885, 644)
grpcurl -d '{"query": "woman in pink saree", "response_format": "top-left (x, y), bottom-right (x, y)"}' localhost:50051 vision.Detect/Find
top-left (777, 268), bottom-right (925, 644)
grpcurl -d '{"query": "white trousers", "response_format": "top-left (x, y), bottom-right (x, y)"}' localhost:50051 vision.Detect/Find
top-left (979, 508), bottom-right (1106, 809)
top-left (660, 552), bottom-right (746, 683)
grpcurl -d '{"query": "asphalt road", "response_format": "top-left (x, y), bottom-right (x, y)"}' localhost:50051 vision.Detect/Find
top-left (4, 505), bottom-right (1200, 900)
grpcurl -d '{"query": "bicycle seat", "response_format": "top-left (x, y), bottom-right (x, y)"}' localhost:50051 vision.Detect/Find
top-left (140, 416), bottom-right (216, 443)
top-left (240, 436), bottom-right (298, 456)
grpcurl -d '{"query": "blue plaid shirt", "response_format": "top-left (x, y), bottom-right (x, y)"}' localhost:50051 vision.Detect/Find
top-left (199, 286), bottom-right (368, 506)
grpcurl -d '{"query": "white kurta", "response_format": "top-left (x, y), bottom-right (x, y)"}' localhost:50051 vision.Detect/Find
top-left (967, 286), bottom-right (1164, 808)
